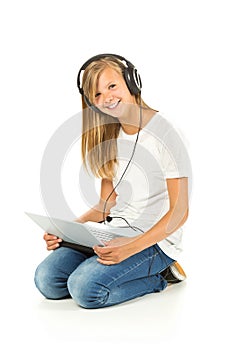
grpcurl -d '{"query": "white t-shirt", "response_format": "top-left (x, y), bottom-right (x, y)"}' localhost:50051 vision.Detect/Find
top-left (109, 113), bottom-right (192, 259)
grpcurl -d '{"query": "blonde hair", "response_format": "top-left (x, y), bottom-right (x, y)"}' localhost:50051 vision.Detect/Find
top-left (81, 56), bottom-right (149, 179)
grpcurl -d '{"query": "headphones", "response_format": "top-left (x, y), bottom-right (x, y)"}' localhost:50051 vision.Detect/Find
top-left (77, 53), bottom-right (142, 113)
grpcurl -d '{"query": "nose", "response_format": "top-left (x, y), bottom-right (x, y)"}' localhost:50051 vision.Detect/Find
top-left (103, 91), bottom-right (113, 105)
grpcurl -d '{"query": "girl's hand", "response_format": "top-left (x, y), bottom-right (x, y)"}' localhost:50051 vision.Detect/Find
top-left (43, 232), bottom-right (62, 251)
top-left (93, 236), bottom-right (139, 265)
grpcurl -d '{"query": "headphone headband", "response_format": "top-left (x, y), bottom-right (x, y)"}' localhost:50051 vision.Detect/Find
top-left (77, 53), bottom-right (142, 98)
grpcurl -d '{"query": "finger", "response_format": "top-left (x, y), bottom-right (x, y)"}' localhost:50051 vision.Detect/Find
top-left (45, 236), bottom-right (62, 247)
top-left (43, 233), bottom-right (58, 241)
top-left (47, 244), bottom-right (59, 251)
top-left (94, 246), bottom-right (113, 254)
top-left (47, 238), bottom-right (62, 250)
top-left (47, 242), bottom-right (60, 250)
top-left (97, 252), bottom-right (117, 261)
top-left (47, 238), bottom-right (62, 246)
top-left (96, 258), bottom-right (116, 265)
top-left (95, 251), bottom-right (114, 259)
top-left (103, 241), bottom-right (118, 247)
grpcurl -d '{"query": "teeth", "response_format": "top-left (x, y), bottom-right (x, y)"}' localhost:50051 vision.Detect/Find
top-left (107, 101), bottom-right (119, 109)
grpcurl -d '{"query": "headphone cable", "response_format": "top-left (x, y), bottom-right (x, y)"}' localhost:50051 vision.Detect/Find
top-left (103, 96), bottom-right (142, 224)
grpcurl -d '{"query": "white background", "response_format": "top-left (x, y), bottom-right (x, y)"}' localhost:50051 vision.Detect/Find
top-left (1, 0), bottom-right (232, 349)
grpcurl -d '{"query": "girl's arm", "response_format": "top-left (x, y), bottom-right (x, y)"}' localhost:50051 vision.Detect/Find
top-left (132, 177), bottom-right (189, 251)
top-left (75, 178), bottom-right (117, 223)
top-left (94, 177), bottom-right (189, 264)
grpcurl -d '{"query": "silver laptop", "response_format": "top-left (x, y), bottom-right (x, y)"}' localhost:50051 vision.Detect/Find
top-left (25, 212), bottom-right (138, 247)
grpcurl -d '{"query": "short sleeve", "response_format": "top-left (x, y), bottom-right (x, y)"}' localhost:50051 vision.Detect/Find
top-left (160, 126), bottom-right (192, 179)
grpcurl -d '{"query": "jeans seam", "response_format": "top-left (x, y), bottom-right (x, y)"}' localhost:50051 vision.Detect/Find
top-left (95, 250), bottom-right (162, 305)
top-left (104, 250), bottom-right (159, 289)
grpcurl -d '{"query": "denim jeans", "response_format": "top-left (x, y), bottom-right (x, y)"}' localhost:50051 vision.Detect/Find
top-left (34, 245), bottom-right (174, 309)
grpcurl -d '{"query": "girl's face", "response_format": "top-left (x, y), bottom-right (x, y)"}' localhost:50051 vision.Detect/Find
top-left (94, 67), bottom-right (136, 119)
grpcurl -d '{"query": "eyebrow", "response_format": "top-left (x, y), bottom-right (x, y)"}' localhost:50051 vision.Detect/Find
top-left (95, 81), bottom-right (116, 95)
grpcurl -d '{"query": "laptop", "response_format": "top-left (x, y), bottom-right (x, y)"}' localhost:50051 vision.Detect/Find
top-left (25, 212), bottom-right (138, 248)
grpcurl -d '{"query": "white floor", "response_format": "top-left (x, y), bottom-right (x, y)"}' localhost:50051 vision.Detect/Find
top-left (1, 221), bottom-right (231, 350)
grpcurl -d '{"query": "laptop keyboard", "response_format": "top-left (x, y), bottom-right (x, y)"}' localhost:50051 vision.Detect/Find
top-left (86, 226), bottom-right (116, 242)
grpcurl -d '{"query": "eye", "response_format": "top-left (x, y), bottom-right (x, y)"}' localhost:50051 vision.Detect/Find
top-left (95, 92), bottom-right (101, 98)
top-left (109, 84), bottom-right (116, 89)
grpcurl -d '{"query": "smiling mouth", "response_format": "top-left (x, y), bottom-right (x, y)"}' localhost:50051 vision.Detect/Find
top-left (105, 100), bottom-right (120, 109)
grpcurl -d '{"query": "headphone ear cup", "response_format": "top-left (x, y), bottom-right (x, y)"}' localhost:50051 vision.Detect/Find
top-left (124, 66), bottom-right (142, 95)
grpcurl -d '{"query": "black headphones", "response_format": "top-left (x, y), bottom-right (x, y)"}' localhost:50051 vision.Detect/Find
top-left (77, 53), bottom-right (142, 112)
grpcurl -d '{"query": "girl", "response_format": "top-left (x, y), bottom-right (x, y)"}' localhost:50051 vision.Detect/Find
top-left (35, 54), bottom-right (191, 308)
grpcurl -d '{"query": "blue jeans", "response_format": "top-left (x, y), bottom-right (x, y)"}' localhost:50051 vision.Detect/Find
top-left (34, 245), bottom-right (174, 309)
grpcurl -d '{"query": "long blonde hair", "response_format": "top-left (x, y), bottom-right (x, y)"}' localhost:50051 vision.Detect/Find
top-left (81, 56), bottom-right (149, 179)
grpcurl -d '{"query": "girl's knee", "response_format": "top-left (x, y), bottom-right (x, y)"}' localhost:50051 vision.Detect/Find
top-left (67, 273), bottom-right (109, 309)
top-left (34, 262), bottom-right (69, 300)
top-left (34, 263), bottom-right (52, 298)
